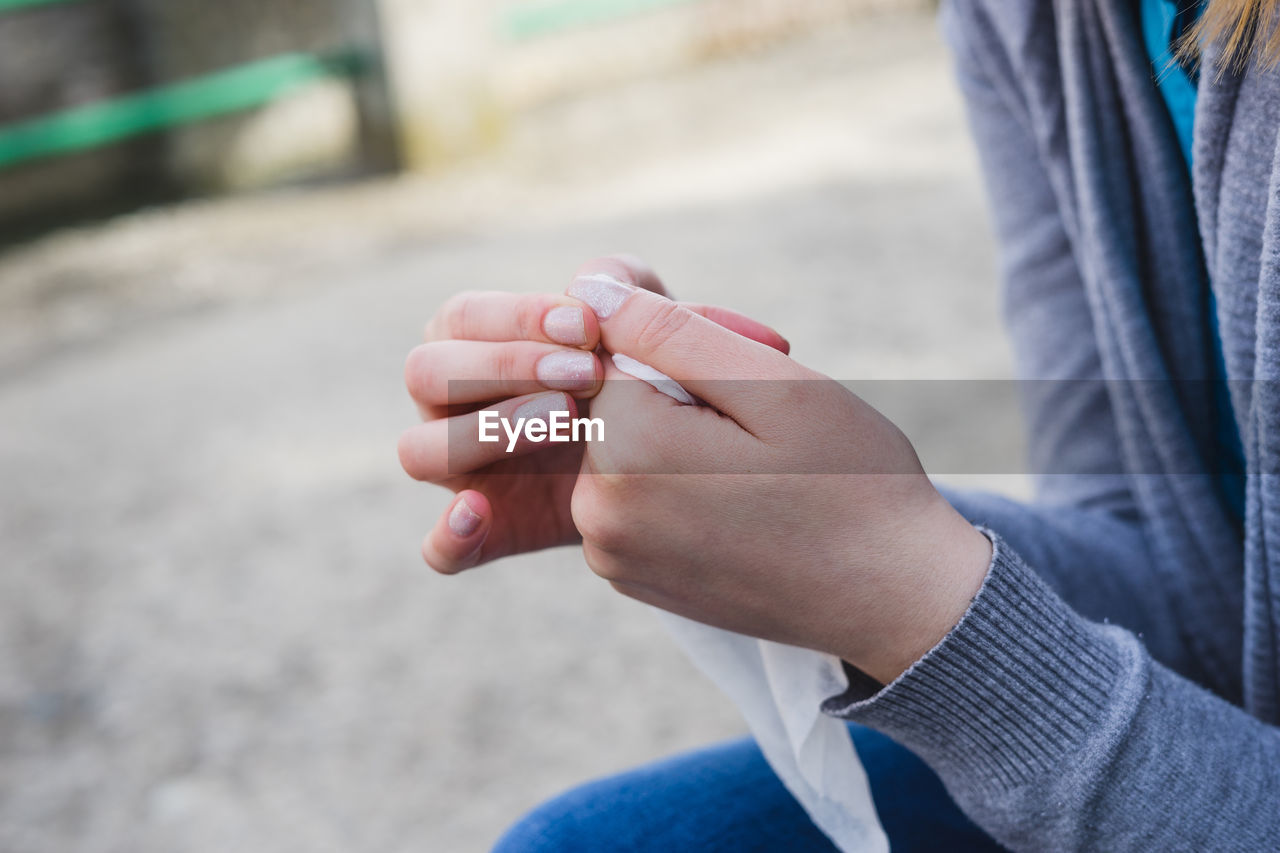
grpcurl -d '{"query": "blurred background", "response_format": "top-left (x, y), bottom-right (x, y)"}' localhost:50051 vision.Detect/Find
top-left (0, 0), bottom-right (1021, 850)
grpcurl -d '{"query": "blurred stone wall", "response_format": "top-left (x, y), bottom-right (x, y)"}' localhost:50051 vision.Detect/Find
top-left (0, 0), bottom-right (365, 237)
top-left (0, 3), bottom-right (136, 124)
top-left (139, 0), bottom-right (368, 192)
top-left (0, 2), bottom-right (167, 236)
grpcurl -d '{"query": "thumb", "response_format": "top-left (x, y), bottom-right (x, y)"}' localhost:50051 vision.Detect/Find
top-left (572, 256), bottom-right (789, 354)
top-left (423, 491), bottom-right (491, 573)
top-left (566, 273), bottom-right (797, 423)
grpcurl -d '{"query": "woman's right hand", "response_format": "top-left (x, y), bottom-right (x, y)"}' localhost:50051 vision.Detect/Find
top-left (398, 255), bottom-right (790, 574)
top-left (398, 286), bottom-right (606, 573)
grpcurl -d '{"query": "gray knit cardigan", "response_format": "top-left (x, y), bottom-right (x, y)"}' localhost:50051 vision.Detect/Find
top-left (824, 2), bottom-right (1280, 849)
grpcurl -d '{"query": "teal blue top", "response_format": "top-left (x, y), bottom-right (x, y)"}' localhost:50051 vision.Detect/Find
top-left (1141, 0), bottom-right (1200, 163)
top-left (1141, 0), bottom-right (1245, 520)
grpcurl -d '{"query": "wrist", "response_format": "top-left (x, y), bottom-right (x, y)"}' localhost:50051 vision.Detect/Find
top-left (845, 495), bottom-right (993, 684)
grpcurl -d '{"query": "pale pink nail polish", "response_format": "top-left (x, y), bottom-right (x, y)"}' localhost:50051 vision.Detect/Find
top-left (543, 306), bottom-right (587, 346)
top-left (536, 351), bottom-right (597, 390)
top-left (513, 392), bottom-right (566, 424)
top-left (567, 274), bottom-right (635, 319)
top-left (448, 497), bottom-right (483, 538)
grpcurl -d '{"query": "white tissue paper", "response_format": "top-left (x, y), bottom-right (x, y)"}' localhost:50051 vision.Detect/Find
top-left (608, 353), bottom-right (889, 853)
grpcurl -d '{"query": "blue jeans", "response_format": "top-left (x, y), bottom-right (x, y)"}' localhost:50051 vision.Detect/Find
top-left (494, 723), bottom-right (1005, 852)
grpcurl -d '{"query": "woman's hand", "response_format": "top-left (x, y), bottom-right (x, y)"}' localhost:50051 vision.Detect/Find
top-left (398, 256), bottom-right (790, 574)
top-left (565, 264), bottom-right (993, 684)
top-left (398, 285), bottom-right (603, 572)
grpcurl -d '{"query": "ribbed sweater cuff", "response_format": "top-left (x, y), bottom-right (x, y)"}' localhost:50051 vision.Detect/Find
top-left (822, 528), bottom-right (1128, 794)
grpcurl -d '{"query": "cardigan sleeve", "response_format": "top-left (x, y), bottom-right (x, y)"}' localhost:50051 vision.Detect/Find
top-left (824, 530), bottom-right (1280, 851)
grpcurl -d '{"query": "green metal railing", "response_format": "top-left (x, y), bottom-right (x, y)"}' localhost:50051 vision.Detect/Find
top-left (0, 0), bottom-right (397, 174)
top-left (0, 51), bottom-right (367, 170)
top-left (0, 0), bottom-right (687, 171)
top-left (0, 0), bottom-right (81, 12)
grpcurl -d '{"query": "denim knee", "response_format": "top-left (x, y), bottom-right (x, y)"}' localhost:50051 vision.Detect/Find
top-left (491, 782), bottom-right (619, 853)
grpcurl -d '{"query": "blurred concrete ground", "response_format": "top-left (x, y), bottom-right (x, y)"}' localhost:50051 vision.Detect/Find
top-left (0, 10), bottom-right (1018, 853)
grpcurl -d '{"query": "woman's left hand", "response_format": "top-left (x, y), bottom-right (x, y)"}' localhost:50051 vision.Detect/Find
top-left (565, 263), bottom-right (992, 684)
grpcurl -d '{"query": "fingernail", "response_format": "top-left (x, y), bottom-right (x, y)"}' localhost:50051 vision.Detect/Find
top-left (448, 497), bottom-right (482, 538)
top-left (543, 306), bottom-right (587, 346)
top-left (513, 392), bottom-right (566, 424)
top-left (536, 350), bottom-right (597, 391)
top-left (567, 274), bottom-right (635, 319)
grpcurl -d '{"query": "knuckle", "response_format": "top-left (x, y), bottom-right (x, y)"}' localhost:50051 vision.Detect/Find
top-left (441, 290), bottom-right (482, 340)
top-left (581, 543), bottom-right (625, 583)
top-left (589, 426), bottom-right (656, 477)
top-left (404, 344), bottom-right (444, 402)
top-left (517, 296), bottom-right (547, 341)
top-left (396, 430), bottom-right (418, 479)
top-left (494, 343), bottom-right (523, 385)
top-left (608, 580), bottom-right (644, 601)
top-left (594, 469), bottom-right (639, 502)
top-left (397, 427), bottom-right (433, 481)
top-left (571, 487), bottom-right (631, 553)
top-left (633, 300), bottom-right (692, 353)
top-left (590, 557), bottom-right (625, 583)
top-left (403, 344), bottom-right (428, 395)
top-left (570, 495), bottom-right (606, 544)
top-left (775, 381), bottom-right (811, 415)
